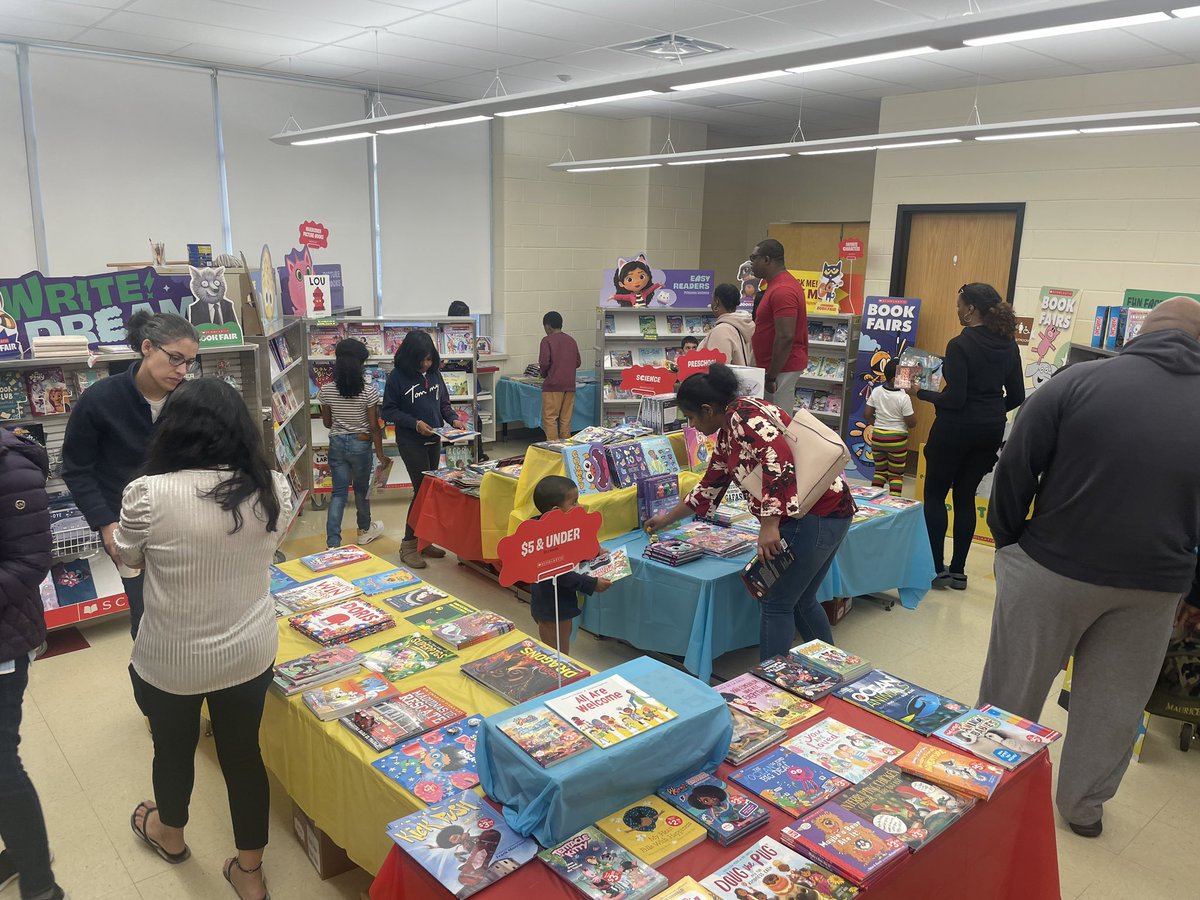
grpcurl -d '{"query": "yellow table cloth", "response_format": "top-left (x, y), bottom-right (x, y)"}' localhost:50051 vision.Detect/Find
top-left (260, 551), bottom-right (583, 875)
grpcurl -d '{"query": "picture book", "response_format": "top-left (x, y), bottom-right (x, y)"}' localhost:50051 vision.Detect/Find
top-left (640, 435), bottom-right (680, 476)
top-left (308, 361), bottom-right (335, 399)
top-left (656, 771), bottom-right (770, 845)
top-left (789, 640), bottom-right (871, 680)
top-left (835, 670), bottom-right (970, 736)
top-left (440, 324), bottom-right (474, 355)
top-left (383, 324), bottom-right (410, 355)
top-left (849, 485), bottom-right (887, 501)
top-left (607, 349), bottom-right (634, 369)
top-left (268, 564), bottom-right (302, 595)
top-left (782, 802), bottom-right (908, 886)
top-left (544, 674), bottom-right (677, 748)
top-left (443, 372), bottom-right (470, 398)
top-left (345, 322), bottom-right (384, 355)
top-left (783, 718), bottom-right (903, 784)
top-left (404, 600), bottom-right (477, 630)
top-left (852, 506), bottom-right (888, 525)
top-left (651, 877), bottom-right (715, 900)
top-left (340, 686), bottom-right (466, 752)
top-left (730, 748), bottom-right (852, 815)
top-left (637, 474), bottom-right (679, 528)
top-left (578, 547), bottom-right (633, 583)
top-left (871, 496), bottom-right (920, 510)
top-left (571, 425), bottom-right (618, 445)
top-left (300, 545), bottom-right (372, 573)
top-left (751, 655), bottom-right (841, 701)
top-left (351, 568), bottom-right (421, 596)
top-left (606, 441), bottom-right (651, 488)
top-left (272, 575), bottom-right (361, 615)
top-left (595, 795), bottom-right (707, 867)
top-left (383, 584), bottom-right (450, 612)
top-left (386, 789), bottom-right (537, 898)
top-left (302, 672), bottom-right (401, 721)
top-left (459, 639), bottom-right (591, 704)
top-left (495, 708), bottom-right (592, 768)
top-left (837, 764), bottom-right (975, 851)
top-left (933, 705), bottom-right (1061, 770)
top-left (684, 315), bottom-right (704, 334)
top-left (604, 313), bottom-right (615, 335)
top-left (289, 599), bottom-right (395, 646)
top-left (639, 314), bottom-right (658, 339)
top-left (307, 323), bottom-right (343, 358)
top-left (431, 610), bottom-right (516, 649)
top-left (0, 370), bottom-right (29, 419)
top-left (271, 646), bottom-right (362, 696)
top-left (638, 346), bottom-right (667, 366)
top-left (373, 716), bottom-right (483, 803)
top-left (714, 673), bottom-right (821, 730)
top-left (726, 704), bottom-right (788, 765)
top-left (562, 443), bottom-right (612, 495)
top-left (539, 826), bottom-right (667, 900)
top-left (665, 314), bottom-right (683, 334)
top-left (49, 559), bottom-right (96, 607)
top-left (700, 836), bottom-right (860, 900)
top-left (682, 427), bottom-right (715, 472)
top-left (362, 634), bottom-right (457, 681)
top-left (73, 368), bottom-right (108, 395)
top-left (894, 347), bottom-right (943, 392)
top-left (795, 387), bottom-right (815, 410)
top-left (894, 742), bottom-right (1005, 800)
top-left (25, 367), bottom-right (70, 416)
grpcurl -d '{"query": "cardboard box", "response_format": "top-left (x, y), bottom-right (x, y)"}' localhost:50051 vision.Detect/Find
top-left (822, 596), bottom-right (853, 626)
top-left (291, 801), bottom-right (357, 881)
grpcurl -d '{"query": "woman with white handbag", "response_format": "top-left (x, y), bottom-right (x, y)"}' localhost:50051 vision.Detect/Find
top-left (644, 364), bottom-right (855, 659)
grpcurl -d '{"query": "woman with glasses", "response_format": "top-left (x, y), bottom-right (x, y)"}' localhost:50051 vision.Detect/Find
top-left (62, 311), bottom-right (199, 639)
top-left (116, 378), bottom-right (290, 900)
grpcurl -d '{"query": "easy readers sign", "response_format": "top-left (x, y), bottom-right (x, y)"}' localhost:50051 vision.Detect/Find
top-left (620, 364), bottom-right (674, 396)
top-left (497, 506), bottom-right (602, 586)
top-left (675, 347), bottom-right (726, 381)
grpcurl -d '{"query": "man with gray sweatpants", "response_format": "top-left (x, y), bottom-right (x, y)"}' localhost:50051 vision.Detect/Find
top-left (978, 297), bottom-right (1200, 838)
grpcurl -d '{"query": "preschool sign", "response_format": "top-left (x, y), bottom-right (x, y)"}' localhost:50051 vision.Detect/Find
top-left (0, 267), bottom-right (197, 351)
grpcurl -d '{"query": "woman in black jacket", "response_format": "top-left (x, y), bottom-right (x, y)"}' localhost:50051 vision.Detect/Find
top-left (0, 429), bottom-right (67, 900)
top-left (908, 283), bottom-right (1024, 590)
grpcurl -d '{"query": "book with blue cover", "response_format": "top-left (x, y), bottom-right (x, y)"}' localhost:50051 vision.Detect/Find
top-left (562, 442), bottom-right (613, 494)
top-left (50, 559), bottom-right (96, 607)
top-left (657, 771), bottom-right (770, 846)
top-left (605, 441), bottom-right (651, 488)
top-left (729, 748), bottom-right (852, 815)
top-left (640, 435), bottom-right (680, 476)
top-left (834, 670), bottom-right (970, 736)
top-left (372, 716), bottom-right (483, 804)
top-left (386, 789), bottom-right (537, 898)
top-left (352, 567), bottom-right (421, 596)
top-left (268, 565), bottom-right (301, 594)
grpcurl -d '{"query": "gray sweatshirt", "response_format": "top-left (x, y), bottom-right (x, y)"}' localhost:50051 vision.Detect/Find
top-left (989, 328), bottom-right (1200, 593)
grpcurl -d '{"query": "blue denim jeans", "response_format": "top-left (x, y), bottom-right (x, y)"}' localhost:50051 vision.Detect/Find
top-left (0, 654), bottom-right (57, 899)
top-left (758, 513), bottom-right (853, 660)
top-left (327, 433), bottom-right (373, 547)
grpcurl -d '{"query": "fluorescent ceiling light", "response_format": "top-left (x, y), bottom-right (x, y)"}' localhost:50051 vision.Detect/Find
top-left (668, 152), bottom-right (791, 166)
top-left (378, 115), bottom-right (491, 134)
top-left (666, 158), bottom-right (727, 166)
top-left (290, 131), bottom-right (373, 145)
top-left (798, 146), bottom-right (878, 155)
top-left (1173, 7), bottom-right (1200, 18)
top-left (963, 12), bottom-right (1170, 46)
top-left (495, 103), bottom-right (571, 117)
top-left (496, 90), bottom-right (661, 117)
top-left (1080, 121), bottom-right (1200, 133)
top-left (729, 153), bottom-right (791, 161)
top-left (785, 46), bottom-right (938, 74)
top-left (877, 139), bottom-right (962, 150)
top-left (976, 129), bottom-right (1080, 141)
top-left (670, 70), bottom-right (787, 91)
top-left (566, 163), bottom-right (662, 172)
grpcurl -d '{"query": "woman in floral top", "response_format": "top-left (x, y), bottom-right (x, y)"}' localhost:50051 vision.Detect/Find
top-left (645, 364), bottom-right (854, 658)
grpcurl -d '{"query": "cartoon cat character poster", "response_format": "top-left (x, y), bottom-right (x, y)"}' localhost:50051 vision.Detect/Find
top-left (185, 264), bottom-right (243, 346)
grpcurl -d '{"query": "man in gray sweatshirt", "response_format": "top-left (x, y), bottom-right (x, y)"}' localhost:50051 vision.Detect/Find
top-left (978, 296), bottom-right (1200, 838)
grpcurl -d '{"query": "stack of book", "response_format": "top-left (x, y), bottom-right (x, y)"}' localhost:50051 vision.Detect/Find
top-left (431, 610), bottom-right (516, 649)
top-left (699, 836), bottom-right (859, 899)
top-left (714, 673), bottom-right (822, 730)
top-left (895, 742), bottom-right (1005, 800)
top-left (299, 545), bottom-right (372, 573)
top-left (362, 634), bottom-right (458, 681)
top-left (339, 686), bottom-right (466, 752)
top-left (932, 704), bottom-right (1062, 770)
top-left (730, 748), bottom-right (851, 816)
top-left (351, 567), bottom-right (421, 596)
top-left (726, 705), bottom-right (787, 765)
top-left (495, 709), bottom-right (593, 768)
top-left (381, 584), bottom-right (450, 613)
top-left (459, 639), bottom-right (591, 704)
top-left (783, 718), bottom-right (903, 785)
top-left (750, 655), bottom-right (841, 701)
top-left (543, 675), bottom-right (677, 749)
top-left (780, 802), bottom-right (908, 888)
top-left (837, 764), bottom-right (975, 852)
top-left (643, 539), bottom-right (703, 567)
top-left (372, 716), bottom-right (483, 800)
top-left (271, 646), bottom-right (363, 696)
top-left (539, 827), bottom-right (668, 900)
top-left (595, 795), bottom-right (707, 867)
top-left (637, 474), bottom-right (679, 527)
top-left (29, 335), bottom-right (88, 357)
top-left (657, 771), bottom-right (770, 846)
top-left (289, 599), bottom-right (396, 646)
top-left (834, 670), bottom-right (970, 735)
top-left (302, 672), bottom-right (400, 721)
top-left (273, 575), bottom-right (362, 616)
top-left (790, 640), bottom-right (872, 681)
top-left (683, 526), bottom-right (755, 559)
top-left (404, 599), bottom-right (477, 629)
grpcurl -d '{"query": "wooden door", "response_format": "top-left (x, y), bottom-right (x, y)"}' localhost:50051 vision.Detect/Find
top-left (898, 210), bottom-right (1019, 454)
top-left (767, 222), bottom-right (870, 271)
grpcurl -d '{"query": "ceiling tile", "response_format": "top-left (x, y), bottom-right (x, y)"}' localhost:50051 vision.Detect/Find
top-left (297, 43), bottom-right (484, 82)
top-left (681, 17), bottom-right (834, 52)
top-left (1134, 15), bottom-right (1200, 59)
top-left (70, 26), bottom-right (191, 55)
top-left (558, 47), bottom-right (685, 76)
top-left (435, 0), bottom-right (663, 48)
top-left (0, 15), bottom-right (85, 41)
top-left (1004, 29), bottom-right (1190, 69)
top-left (0, 0), bottom-right (112, 28)
top-left (216, 0), bottom-right (422, 28)
top-left (762, 0), bottom-right (940, 35)
top-left (100, 10), bottom-right (320, 55)
top-left (338, 27), bottom-right (533, 70)
top-left (171, 42), bottom-right (282, 68)
top-left (398, 12), bottom-right (593, 58)
top-left (123, 0), bottom-right (363, 44)
top-left (259, 57), bottom-right (369, 79)
top-left (531, 0), bottom-right (750, 34)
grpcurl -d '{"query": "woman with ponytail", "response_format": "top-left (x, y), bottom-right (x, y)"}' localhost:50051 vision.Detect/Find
top-left (318, 339), bottom-right (387, 549)
top-left (907, 282), bottom-right (1024, 590)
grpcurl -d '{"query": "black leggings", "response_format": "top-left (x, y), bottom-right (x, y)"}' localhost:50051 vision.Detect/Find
top-left (130, 665), bottom-right (273, 850)
top-left (921, 418), bottom-right (1005, 574)
top-left (396, 440), bottom-right (441, 540)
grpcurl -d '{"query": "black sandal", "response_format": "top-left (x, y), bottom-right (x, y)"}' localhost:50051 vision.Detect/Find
top-left (224, 856), bottom-right (270, 900)
top-left (130, 801), bottom-right (191, 864)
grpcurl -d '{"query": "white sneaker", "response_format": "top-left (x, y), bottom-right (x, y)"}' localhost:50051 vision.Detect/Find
top-left (358, 521), bottom-right (385, 545)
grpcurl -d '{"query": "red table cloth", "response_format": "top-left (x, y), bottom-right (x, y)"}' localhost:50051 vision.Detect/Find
top-left (410, 475), bottom-right (495, 564)
top-left (369, 696), bottom-right (1060, 900)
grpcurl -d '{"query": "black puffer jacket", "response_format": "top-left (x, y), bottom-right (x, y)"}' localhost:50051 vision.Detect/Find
top-left (0, 428), bottom-right (51, 661)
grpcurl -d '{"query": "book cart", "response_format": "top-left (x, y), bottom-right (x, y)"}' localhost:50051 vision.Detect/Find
top-left (246, 317), bottom-right (313, 502)
top-left (0, 344), bottom-right (262, 630)
top-left (305, 317), bottom-right (479, 508)
top-left (797, 312), bottom-right (858, 439)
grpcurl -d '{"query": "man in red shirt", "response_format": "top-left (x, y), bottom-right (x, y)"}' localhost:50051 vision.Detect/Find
top-left (748, 239), bottom-right (809, 408)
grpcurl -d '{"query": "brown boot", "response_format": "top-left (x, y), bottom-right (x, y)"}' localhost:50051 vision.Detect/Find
top-left (400, 538), bottom-right (427, 569)
top-left (421, 545), bottom-right (446, 558)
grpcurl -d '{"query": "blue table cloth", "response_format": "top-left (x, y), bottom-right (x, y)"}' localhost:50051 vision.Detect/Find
top-left (580, 504), bottom-right (936, 682)
top-left (477, 656), bottom-right (731, 847)
top-left (496, 376), bottom-right (598, 431)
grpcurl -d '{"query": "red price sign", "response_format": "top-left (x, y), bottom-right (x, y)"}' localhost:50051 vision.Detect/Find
top-left (620, 364), bottom-right (674, 396)
top-left (496, 505), bottom-right (602, 587)
top-left (675, 347), bottom-right (726, 381)
top-left (839, 239), bottom-right (864, 260)
top-left (299, 220), bottom-right (329, 249)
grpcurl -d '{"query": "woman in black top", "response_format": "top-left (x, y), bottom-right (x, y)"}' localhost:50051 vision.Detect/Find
top-left (907, 283), bottom-right (1024, 590)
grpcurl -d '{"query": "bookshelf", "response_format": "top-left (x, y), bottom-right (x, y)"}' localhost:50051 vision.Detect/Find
top-left (0, 344), bottom-right (263, 631)
top-left (1065, 342), bottom-right (1118, 365)
top-left (796, 313), bottom-right (859, 439)
top-left (247, 317), bottom-right (313, 503)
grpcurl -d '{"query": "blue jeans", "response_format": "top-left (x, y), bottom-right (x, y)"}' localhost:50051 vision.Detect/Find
top-left (327, 433), bottom-right (373, 548)
top-left (758, 513), bottom-right (853, 660)
top-left (0, 655), bottom-right (57, 899)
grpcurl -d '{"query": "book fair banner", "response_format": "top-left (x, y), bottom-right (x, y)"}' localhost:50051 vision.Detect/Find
top-left (846, 296), bottom-right (922, 481)
top-left (599, 253), bottom-right (714, 309)
top-left (1123, 287), bottom-right (1200, 308)
top-left (1023, 286), bottom-right (1080, 392)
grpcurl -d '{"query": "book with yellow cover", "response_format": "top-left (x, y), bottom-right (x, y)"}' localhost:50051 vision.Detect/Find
top-left (895, 741), bottom-right (1005, 800)
top-left (652, 877), bottom-right (715, 900)
top-left (596, 795), bottom-right (707, 867)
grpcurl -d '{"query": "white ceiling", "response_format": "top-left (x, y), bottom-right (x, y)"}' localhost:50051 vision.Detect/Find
top-left (4, 0), bottom-right (1200, 142)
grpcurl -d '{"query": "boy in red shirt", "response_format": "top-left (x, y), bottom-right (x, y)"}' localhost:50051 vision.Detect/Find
top-left (539, 311), bottom-right (581, 440)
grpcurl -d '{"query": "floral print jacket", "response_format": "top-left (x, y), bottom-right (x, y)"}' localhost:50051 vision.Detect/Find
top-left (683, 397), bottom-right (854, 520)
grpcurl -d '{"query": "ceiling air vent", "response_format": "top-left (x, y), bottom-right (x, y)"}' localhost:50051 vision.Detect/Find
top-left (612, 34), bottom-right (732, 60)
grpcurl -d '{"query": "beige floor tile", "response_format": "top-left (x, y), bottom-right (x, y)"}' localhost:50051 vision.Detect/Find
top-left (18, 719), bottom-right (85, 806)
top-left (39, 791), bottom-right (139, 898)
top-left (1075, 852), bottom-right (1190, 899)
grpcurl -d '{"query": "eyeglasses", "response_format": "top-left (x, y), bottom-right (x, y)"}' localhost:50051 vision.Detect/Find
top-left (153, 343), bottom-right (199, 371)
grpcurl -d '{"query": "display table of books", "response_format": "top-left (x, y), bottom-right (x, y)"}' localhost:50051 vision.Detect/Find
top-left (479, 430), bottom-right (700, 559)
top-left (370, 644), bottom-right (1060, 900)
top-left (580, 498), bottom-right (937, 682)
top-left (409, 472), bottom-right (497, 565)
top-left (496, 375), bottom-right (599, 433)
top-left (261, 547), bottom-right (590, 874)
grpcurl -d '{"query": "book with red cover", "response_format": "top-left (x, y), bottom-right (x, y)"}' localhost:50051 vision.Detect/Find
top-left (781, 801), bottom-right (908, 887)
top-left (339, 686), bottom-right (466, 752)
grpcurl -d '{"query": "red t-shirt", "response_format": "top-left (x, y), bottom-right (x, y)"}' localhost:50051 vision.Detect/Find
top-left (751, 270), bottom-right (809, 374)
